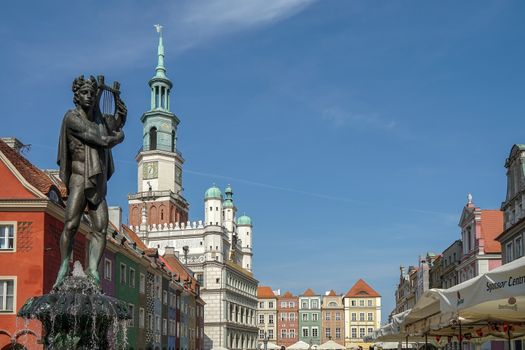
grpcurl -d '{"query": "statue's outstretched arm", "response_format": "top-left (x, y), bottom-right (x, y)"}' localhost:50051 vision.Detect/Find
top-left (65, 112), bottom-right (123, 148)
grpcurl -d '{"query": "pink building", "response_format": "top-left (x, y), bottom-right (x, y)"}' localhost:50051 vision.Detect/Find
top-left (457, 195), bottom-right (504, 283)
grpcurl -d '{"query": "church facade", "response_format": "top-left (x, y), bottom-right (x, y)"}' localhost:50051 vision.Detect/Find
top-left (127, 29), bottom-right (259, 350)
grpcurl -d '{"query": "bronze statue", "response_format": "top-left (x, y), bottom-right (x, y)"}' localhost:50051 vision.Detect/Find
top-left (53, 75), bottom-right (126, 289)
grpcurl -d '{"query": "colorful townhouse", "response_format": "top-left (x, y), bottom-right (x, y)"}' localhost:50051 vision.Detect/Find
top-left (277, 291), bottom-right (299, 348)
top-left (257, 286), bottom-right (278, 345)
top-left (457, 195), bottom-right (503, 283)
top-left (321, 291), bottom-right (345, 345)
top-left (298, 288), bottom-right (321, 345)
top-left (343, 279), bottom-right (381, 349)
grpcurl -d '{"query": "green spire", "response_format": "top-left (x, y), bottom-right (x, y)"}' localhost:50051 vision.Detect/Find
top-left (154, 24), bottom-right (167, 78)
top-left (223, 185), bottom-right (235, 208)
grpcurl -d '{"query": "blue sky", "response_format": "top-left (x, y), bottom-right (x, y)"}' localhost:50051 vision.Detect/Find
top-left (2, 1), bottom-right (525, 322)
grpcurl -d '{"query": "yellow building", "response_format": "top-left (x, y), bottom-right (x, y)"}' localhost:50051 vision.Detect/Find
top-left (343, 279), bottom-right (381, 349)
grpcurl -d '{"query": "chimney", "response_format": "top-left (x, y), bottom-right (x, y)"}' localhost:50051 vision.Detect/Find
top-left (108, 206), bottom-right (122, 233)
top-left (164, 247), bottom-right (175, 257)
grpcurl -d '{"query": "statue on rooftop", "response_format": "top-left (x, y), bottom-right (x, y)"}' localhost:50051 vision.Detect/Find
top-left (53, 74), bottom-right (126, 289)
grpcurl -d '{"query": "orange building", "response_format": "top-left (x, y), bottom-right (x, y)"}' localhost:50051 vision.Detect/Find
top-left (0, 138), bottom-right (89, 349)
top-left (321, 290), bottom-right (345, 345)
top-left (276, 291), bottom-right (299, 347)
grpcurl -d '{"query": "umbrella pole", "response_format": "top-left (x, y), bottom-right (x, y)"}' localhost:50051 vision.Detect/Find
top-left (425, 334), bottom-right (428, 350)
top-left (507, 326), bottom-right (511, 350)
top-left (458, 322), bottom-right (462, 350)
top-left (406, 335), bottom-right (409, 350)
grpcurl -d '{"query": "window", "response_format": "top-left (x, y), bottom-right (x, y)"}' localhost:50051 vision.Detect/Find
top-left (259, 314), bottom-right (265, 324)
top-left (325, 312), bottom-right (331, 321)
top-left (268, 330), bottom-right (274, 339)
top-left (120, 264), bottom-right (126, 284)
top-left (312, 313), bottom-right (318, 321)
top-left (149, 127), bottom-right (157, 150)
top-left (312, 327), bottom-right (318, 338)
top-left (351, 313), bottom-right (356, 321)
top-left (281, 313), bottom-right (287, 321)
top-left (506, 242), bottom-right (514, 262)
top-left (148, 314), bottom-right (153, 330)
top-left (104, 259), bottom-right (112, 281)
top-left (351, 300), bottom-right (356, 306)
top-left (302, 328), bottom-right (309, 338)
top-left (289, 301), bottom-right (295, 308)
top-left (359, 328), bottom-right (365, 338)
top-left (269, 314), bottom-right (274, 324)
top-left (281, 329), bottom-right (287, 339)
top-left (335, 312), bottom-right (341, 320)
top-left (259, 301), bottom-right (265, 309)
top-left (367, 299), bottom-right (373, 306)
top-left (0, 279), bottom-right (15, 312)
top-left (259, 330), bottom-right (265, 339)
top-left (302, 313), bottom-right (308, 321)
top-left (0, 224), bottom-right (15, 251)
top-left (129, 268), bottom-right (136, 287)
top-left (515, 236), bottom-right (523, 259)
top-left (325, 328), bottom-right (331, 338)
top-left (359, 313), bottom-right (365, 321)
top-left (163, 318), bottom-right (168, 335)
top-left (128, 304), bottom-right (135, 327)
top-left (289, 312), bottom-right (296, 321)
top-left (289, 329), bottom-right (295, 338)
top-left (163, 290), bottom-right (168, 305)
top-left (156, 315), bottom-right (161, 332)
top-left (359, 300), bottom-right (365, 307)
top-left (281, 301), bottom-right (287, 308)
top-left (269, 301), bottom-right (274, 308)
top-left (139, 308), bottom-right (145, 328)
top-left (139, 273), bottom-right (145, 293)
top-left (368, 328), bottom-right (373, 334)
top-left (335, 328), bottom-right (341, 339)
top-left (351, 328), bottom-right (357, 339)
top-left (367, 313), bottom-right (373, 321)
top-left (311, 300), bottom-right (318, 308)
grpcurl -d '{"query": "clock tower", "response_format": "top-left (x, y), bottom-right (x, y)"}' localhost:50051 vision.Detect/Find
top-left (128, 25), bottom-right (189, 228)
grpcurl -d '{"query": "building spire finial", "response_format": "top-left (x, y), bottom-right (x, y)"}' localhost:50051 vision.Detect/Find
top-left (154, 24), bottom-right (166, 78)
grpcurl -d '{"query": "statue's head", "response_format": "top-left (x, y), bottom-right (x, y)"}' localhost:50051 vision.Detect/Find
top-left (72, 75), bottom-right (98, 109)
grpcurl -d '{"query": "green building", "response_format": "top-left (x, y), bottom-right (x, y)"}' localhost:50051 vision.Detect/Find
top-left (299, 288), bottom-right (322, 345)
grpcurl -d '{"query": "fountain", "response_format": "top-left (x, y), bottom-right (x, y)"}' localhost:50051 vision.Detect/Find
top-left (17, 74), bottom-right (130, 349)
top-left (18, 262), bottom-right (129, 349)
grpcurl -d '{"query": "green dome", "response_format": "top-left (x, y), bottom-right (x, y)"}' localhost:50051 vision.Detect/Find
top-left (223, 185), bottom-right (234, 208)
top-left (223, 200), bottom-right (235, 208)
top-left (204, 185), bottom-right (222, 200)
top-left (237, 215), bottom-right (252, 226)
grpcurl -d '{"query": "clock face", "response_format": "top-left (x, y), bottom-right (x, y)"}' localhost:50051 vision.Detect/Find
top-left (143, 161), bottom-right (158, 179)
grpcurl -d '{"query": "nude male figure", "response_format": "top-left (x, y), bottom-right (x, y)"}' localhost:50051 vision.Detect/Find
top-left (53, 75), bottom-right (126, 289)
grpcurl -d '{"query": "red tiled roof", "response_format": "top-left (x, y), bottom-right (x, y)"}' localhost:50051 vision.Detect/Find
top-left (122, 224), bottom-right (148, 250)
top-left (282, 291), bottom-right (294, 298)
top-left (257, 286), bottom-right (276, 298)
top-left (480, 210), bottom-right (504, 254)
top-left (345, 279), bottom-right (381, 298)
top-left (327, 290), bottom-right (337, 296)
top-left (163, 252), bottom-right (199, 294)
top-left (302, 288), bottom-right (316, 296)
top-left (0, 139), bottom-right (63, 197)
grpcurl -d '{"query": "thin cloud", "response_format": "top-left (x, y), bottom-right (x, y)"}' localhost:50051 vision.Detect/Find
top-left (12, 0), bottom-right (316, 79)
top-left (322, 106), bottom-right (397, 130)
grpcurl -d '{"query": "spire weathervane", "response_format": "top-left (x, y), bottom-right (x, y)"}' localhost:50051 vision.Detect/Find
top-left (153, 24), bottom-right (166, 78)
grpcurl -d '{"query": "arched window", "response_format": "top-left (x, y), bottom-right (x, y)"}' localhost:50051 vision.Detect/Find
top-left (149, 127), bottom-right (157, 150)
top-left (171, 130), bottom-right (176, 152)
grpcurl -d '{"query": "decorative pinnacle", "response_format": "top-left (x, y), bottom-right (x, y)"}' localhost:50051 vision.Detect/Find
top-left (154, 24), bottom-right (166, 78)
